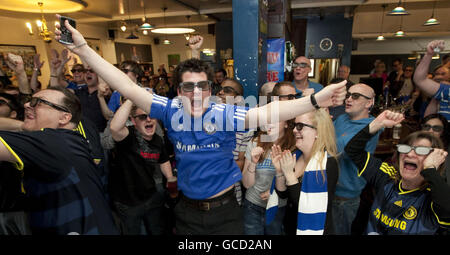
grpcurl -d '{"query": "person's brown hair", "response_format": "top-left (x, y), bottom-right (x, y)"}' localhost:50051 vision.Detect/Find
top-left (46, 86), bottom-right (82, 124)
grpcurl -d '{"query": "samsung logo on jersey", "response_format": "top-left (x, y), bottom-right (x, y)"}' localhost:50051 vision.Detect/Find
top-left (176, 141), bottom-right (220, 152)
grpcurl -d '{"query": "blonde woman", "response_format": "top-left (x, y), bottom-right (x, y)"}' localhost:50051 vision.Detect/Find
top-left (272, 108), bottom-right (339, 235)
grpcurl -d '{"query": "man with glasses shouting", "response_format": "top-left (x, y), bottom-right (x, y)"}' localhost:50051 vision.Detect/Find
top-left (291, 56), bottom-right (323, 97)
top-left (55, 17), bottom-right (347, 234)
top-left (332, 83), bottom-right (382, 235)
top-left (108, 98), bottom-right (175, 235)
top-left (0, 86), bottom-right (119, 234)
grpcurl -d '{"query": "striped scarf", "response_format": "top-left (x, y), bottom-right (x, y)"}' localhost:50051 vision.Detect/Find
top-left (265, 150), bottom-right (328, 235)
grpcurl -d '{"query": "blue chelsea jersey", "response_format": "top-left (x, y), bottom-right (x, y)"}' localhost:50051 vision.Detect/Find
top-left (149, 94), bottom-right (249, 199)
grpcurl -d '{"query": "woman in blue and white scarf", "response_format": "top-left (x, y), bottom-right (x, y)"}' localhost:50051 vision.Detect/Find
top-left (272, 108), bottom-right (339, 235)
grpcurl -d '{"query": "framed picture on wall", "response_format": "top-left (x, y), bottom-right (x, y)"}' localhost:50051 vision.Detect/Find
top-left (168, 54), bottom-right (180, 67)
top-left (85, 38), bottom-right (103, 57)
top-left (0, 44), bottom-right (37, 77)
top-left (115, 42), bottom-right (152, 64)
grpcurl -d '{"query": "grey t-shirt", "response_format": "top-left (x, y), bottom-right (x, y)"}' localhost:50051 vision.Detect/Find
top-left (244, 141), bottom-right (287, 208)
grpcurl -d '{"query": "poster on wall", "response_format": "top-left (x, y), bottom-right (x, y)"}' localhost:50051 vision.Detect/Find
top-left (267, 38), bottom-right (285, 82)
top-left (0, 44), bottom-right (36, 77)
top-left (114, 42), bottom-right (152, 64)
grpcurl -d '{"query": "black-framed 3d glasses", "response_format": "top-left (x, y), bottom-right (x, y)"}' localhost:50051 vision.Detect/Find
top-left (422, 124), bottom-right (444, 132)
top-left (345, 92), bottom-right (372, 100)
top-left (28, 97), bottom-right (70, 113)
top-left (179, 80), bottom-right (212, 92)
top-left (133, 114), bottom-right (150, 121)
top-left (289, 122), bottom-right (316, 131)
top-left (396, 144), bottom-right (434, 156)
top-left (291, 62), bottom-right (310, 69)
top-left (71, 68), bottom-right (85, 73)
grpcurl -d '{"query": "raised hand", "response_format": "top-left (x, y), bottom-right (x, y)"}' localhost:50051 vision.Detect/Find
top-left (33, 54), bottom-right (45, 70)
top-left (6, 53), bottom-right (25, 73)
top-left (280, 150), bottom-right (297, 178)
top-left (314, 80), bottom-right (347, 108)
top-left (271, 144), bottom-right (282, 172)
top-left (251, 146), bottom-right (264, 164)
top-left (188, 35), bottom-right (203, 51)
top-left (426, 40), bottom-right (445, 55)
top-left (54, 14), bottom-right (87, 54)
top-left (97, 78), bottom-right (111, 98)
top-left (369, 110), bottom-right (404, 134)
top-left (61, 49), bottom-right (72, 65)
top-left (423, 149), bottom-right (448, 170)
top-left (50, 49), bottom-right (62, 72)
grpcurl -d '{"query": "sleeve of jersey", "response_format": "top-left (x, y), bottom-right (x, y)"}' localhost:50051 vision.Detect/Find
top-left (421, 168), bottom-right (450, 226)
top-left (344, 125), bottom-right (390, 192)
top-left (226, 104), bottom-right (248, 132)
top-left (433, 83), bottom-right (450, 101)
top-left (149, 94), bottom-right (170, 126)
top-left (0, 130), bottom-right (61, 179)
top-left (107, 92), bottom-right (121, 113)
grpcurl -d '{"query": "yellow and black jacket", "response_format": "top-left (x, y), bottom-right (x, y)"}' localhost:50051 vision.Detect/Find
top-left (345, 125), bottom-right (450, 235)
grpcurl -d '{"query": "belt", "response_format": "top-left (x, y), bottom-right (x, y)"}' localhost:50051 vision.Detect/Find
top-left (181, 189), bottom-right (235, 211)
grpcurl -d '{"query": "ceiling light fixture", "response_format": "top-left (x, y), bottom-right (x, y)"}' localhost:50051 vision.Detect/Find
top-left (151, 7), bottom-right (195, 35)
top-left (25, 2), bottom-right (52, 43)
top-left (139, 0), bottom-right (154, 30)
top-left (394, 16), bottom-right (406, 37)
top-left (387, 0), bottom-right (409, 16)
top-left (125, 0), bottom-right (138, 39)
top-left (1, 0), bottom-right (87, 13)
top-left (376, 4), bottom-right (386, 41)
top-left (423, 0), bottom-right (440, 26)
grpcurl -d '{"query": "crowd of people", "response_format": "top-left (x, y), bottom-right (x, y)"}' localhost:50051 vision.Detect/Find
top-left (0, 16), bottom-right (449, 236)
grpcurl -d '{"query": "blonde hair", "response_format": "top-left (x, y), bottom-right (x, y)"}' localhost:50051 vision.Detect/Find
top-left (304, 108), bottom-right (338, 181)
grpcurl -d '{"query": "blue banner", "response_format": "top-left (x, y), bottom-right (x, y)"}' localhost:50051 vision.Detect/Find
top-left (267, 38), bottom-right (285, 82)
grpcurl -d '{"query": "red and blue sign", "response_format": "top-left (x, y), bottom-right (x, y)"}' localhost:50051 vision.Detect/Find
top-left (267, 38), bottom-right (285, 82)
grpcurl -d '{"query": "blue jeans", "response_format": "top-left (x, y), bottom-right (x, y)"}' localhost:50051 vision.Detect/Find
top-left (114, 191), bottom-right (166, 235)
top-left (243, 199), bottom-right (285, 235)
top-left (331, 197), bottom-right (360, 235)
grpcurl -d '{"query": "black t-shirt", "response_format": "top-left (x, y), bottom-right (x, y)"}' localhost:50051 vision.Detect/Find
top-left (109, 127), bottom-right (169, 206)
top-left (0, 129), bottom-right (119, 235)
top-left (74, 87), bottom-right (107, 132)
top-left (0, 161), bottom-right (27, 211)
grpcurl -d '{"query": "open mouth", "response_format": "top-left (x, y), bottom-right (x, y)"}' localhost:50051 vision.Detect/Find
top-left (145, 123), bottom-right (154, 131)
top-left (403, 161), bottom-right (418, 171)
top-left (295, 134), bottom-right (303, 140)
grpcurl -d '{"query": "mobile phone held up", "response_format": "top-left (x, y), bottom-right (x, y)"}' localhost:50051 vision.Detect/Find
top-left (58, 16), bottom-right (76, 45)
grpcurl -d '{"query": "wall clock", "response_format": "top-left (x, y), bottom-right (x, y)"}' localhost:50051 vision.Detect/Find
top-left (319, 38), bottom-right (333, 52)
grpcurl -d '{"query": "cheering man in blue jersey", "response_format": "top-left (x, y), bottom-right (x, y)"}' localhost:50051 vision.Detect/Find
top-left (55, 16), bottom-right (347, 235)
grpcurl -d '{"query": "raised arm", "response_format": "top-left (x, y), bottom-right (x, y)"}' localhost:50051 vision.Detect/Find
top-left (97, 78), bottom-right (113, 120)
top-left (30, 54), bottom-right (44, 92)
top-left (345, 110), bottom-right (404, 175)
top-left (413, 40), bottom-right (444, 96)
top-left (246, 80), bottom-right (347, 129)
top-left (109, 99), bottom-right (132, 142)
top-left (189, 35), bottom-right (203, 59)
top-left (6, 53), bottom-right (31, 95)
top-left (55, 15), bottom-right (153, 114)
